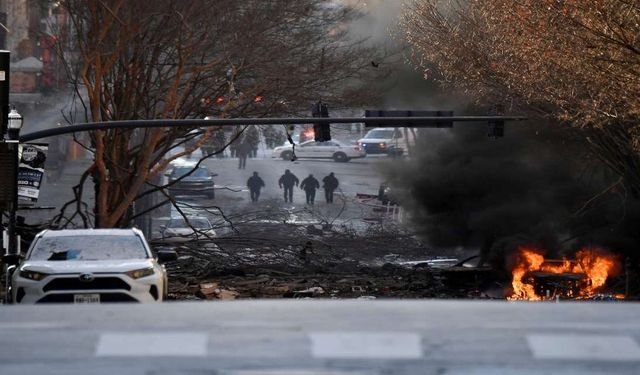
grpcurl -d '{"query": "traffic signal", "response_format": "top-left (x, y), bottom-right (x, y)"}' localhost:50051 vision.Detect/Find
top-left (312, 101), bottom-right (331, 142)
top-left (487, 104), bottom-right (505, 139)
top-left (487, 119), bottom-right (504, 138)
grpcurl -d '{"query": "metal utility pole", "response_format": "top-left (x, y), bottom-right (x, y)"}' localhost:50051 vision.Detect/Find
top-left (0, 50), bottom-right (25, 303)
top-left (0, 50), bottom-right (9, 142)
top-left (0, 53), bottom-right (20, 246)
top-left (0, 50), bottom-right (9, 256)
top-left (0, 11), bottom-right (6, 51)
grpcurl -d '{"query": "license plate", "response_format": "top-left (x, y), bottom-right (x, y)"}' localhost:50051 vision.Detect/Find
top-left (74, 294), bottom-right (100, 304)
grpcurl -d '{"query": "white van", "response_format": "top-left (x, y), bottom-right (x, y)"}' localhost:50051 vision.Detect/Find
top-left (357, 128), bottom-right (408, 156)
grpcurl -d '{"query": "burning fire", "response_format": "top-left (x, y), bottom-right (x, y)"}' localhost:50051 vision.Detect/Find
top-left (300, 128), bottom-right (315, 141)
top-left (508, 246), bottom-right (621, 301)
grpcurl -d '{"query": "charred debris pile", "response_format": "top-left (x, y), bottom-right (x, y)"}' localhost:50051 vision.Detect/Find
top-left (155, 222), bottom-right (506, 300)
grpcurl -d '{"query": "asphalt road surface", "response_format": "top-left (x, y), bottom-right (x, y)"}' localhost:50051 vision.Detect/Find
top-left (156, 153), bottom-right (399, 237)
top-left (1, 300), bottom-right (639, 374)
top-left (203, 153), bottom-right (387, 207)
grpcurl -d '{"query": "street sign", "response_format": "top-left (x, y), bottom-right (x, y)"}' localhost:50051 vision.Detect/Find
top-left (17, 143), bottom-right (48, 201)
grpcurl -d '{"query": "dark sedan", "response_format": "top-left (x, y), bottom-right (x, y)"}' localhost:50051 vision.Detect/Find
top-left (167, 166), bottom-right (217, 199)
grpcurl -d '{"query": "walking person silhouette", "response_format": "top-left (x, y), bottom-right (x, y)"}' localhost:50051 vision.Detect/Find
top-left (300, 174), bottom-right (320, 205)
top-left (247, 171), bottom-right (265, 202)
top-left (278, 169), bottom-right (299, 203)
top-left (236, 140), bottom-right (250, 169)
top-left (322, 172), bottom-right (339, 203)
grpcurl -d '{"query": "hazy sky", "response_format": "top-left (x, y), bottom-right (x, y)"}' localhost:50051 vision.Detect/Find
top-left (345, 0), bottom-right (408, 45)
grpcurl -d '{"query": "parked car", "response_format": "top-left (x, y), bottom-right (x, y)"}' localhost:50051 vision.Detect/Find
top-left (11, 228), bottom-right (177, 304)
top-left (271, 140), bottom-right (365, 162)
top-left (167, 165), bottom-right (217, 199)
top-left (161, 216), bottom-right (216, 241)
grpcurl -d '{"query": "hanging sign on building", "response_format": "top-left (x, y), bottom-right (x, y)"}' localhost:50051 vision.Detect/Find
top-left (17, 143), bottom-right (48, 201)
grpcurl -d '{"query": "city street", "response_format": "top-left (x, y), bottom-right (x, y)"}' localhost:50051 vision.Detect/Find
top-left (19, 146), bottom-right (401, 238)
top-left (155, 151), bottom-right (401, 238)
top-left (2, 2), bottom-right (639, 374)
top-left (0, 300), bottom-right (639, 374)
top-left (203, 153), bottom-right (387, 211)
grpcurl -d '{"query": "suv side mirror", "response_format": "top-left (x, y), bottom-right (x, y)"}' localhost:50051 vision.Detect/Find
top-left (157, 250), bottom-right (178, 263)
top-left (210, 172), bottom-right (218, 177)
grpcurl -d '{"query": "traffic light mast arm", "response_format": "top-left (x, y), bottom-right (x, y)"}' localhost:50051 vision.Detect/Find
top-left (19, 116), bottom-right (528, 143)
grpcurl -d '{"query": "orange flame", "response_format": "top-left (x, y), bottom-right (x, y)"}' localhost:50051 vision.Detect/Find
top-left (507, 246), bottom-right (621, 301)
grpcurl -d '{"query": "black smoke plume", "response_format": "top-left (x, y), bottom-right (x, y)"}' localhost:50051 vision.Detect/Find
top-left (382, 118), bottom-right (640, 270)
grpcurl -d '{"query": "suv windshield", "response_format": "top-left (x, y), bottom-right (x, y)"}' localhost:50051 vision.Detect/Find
top-left (28, 235), bottom-right (149, 261)
top-left (364, 129), bottom-right (395, 139)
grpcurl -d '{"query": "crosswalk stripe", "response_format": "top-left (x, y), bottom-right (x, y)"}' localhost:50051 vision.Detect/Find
top-left (95, 332), bottom-right (208, 357)
top-left (309, 332), bottom-right (422, 359)
top-left (527, 334), bottom-right (640, 361)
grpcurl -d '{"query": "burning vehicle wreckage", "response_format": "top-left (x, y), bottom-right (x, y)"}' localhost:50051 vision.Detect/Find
top-left (507, 246), bottom-right (626, 301)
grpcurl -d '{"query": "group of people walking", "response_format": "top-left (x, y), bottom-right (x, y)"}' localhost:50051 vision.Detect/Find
top-left (246, 170), bottom-right (339, 205)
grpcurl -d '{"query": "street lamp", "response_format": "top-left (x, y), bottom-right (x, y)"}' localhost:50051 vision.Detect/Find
top-left (7, 108), bottom-right (23, 140)
top-left (2, 107), bottom-right (23, 303)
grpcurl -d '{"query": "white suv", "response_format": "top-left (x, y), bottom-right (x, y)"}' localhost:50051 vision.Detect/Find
top-left (357, 127), bottom-right (408, 155)
top-left (11, 228), bottom-right (176, 304)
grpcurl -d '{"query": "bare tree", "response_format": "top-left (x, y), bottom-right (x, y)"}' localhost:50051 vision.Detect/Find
top-left (400, 0), bottom-right (640, 196)
top-left (52, 0), bottom-right (387, 227)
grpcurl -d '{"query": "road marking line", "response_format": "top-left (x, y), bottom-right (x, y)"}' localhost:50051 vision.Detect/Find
top-left (232, 371), bottom-right (372, 375)
top-left (95, 332), bottom-right (207, 357)
top-left (527, 334), bottom-right (640, 361)
top-left (309, 332), bottom-right (422, 359)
